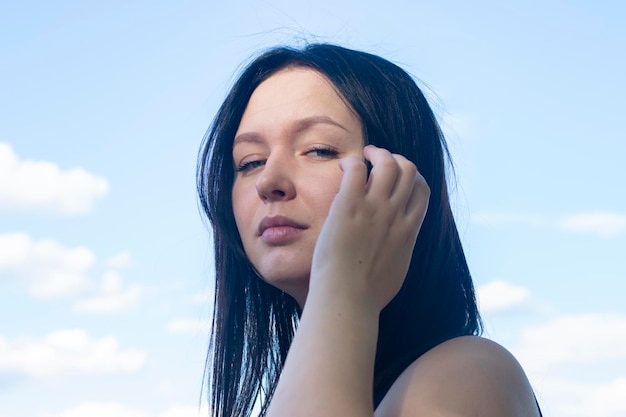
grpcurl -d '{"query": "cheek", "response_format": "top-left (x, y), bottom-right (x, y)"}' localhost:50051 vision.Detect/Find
top-left (309, 170), bottom-right (343, 213)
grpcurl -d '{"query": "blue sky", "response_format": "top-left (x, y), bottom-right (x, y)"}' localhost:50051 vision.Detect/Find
top-left (1, 1), bottom-right (625, 416)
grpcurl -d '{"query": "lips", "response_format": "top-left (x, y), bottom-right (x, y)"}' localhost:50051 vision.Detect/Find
top-left (258, 215), bottom-right (308, 244)
top-left (258, 215), bottom-right (308, 236)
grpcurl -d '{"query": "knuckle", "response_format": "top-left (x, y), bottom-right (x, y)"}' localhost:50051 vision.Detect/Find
top-left (420, 180), bottom-right (431, 197)
top-left (351, 160), bottom-right (368, 174)
top-left (401, 159), bottom-right (418, 176)
top-left (413, 172), bottom-right (430, 194)
top-left (380, 156), bottom-right (398, 170)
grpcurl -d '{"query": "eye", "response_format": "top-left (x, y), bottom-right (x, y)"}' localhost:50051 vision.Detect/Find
top-left (235, 159), bottom-right (265, 173)
top-left (306, 146), bottom-right (340, 159)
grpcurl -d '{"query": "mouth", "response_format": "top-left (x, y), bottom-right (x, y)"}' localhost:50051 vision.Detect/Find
top-left (258, 215), bottom-right (308, 235)
top-left (258, 215), bottom-right (308, 244)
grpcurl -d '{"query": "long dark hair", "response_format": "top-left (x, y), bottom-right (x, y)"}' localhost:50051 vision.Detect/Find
top-left (197, 43), bottom-right (482, 417)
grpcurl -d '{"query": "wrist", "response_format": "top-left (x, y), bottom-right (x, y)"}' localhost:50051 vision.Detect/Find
top-left (307, 268), bottom-right (382, 317)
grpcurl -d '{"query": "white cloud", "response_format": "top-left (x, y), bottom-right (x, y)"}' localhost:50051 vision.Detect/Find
top-left (584, 378), bottom-right (626, 417)
top-left (505, 314), bottom-right (626, 417)
top-left (513, 313), bottom-right (626, 373)
top-left (0, 232), bottom-right (94, 298)
top-left (106, 251), bottom-right (133, 269)
top-left (101, 270), bottom-right (123, 292)
top-left (0, 142), bottom-right (109, 214)
top-left (477, 280), bottom-right (531, 314)
top-left (159, 404), bottom-right (208, 417)
top-left (533, 377), bottom-right (626, 417)
top-left (166, 318), bottom-right (211, 335)
top-left (72, 271), bottom-right (142, 314)
top-left (471, 210), bottom-right (626, 237)
top-left (472, 211), bottom-right (543, 226)
top-left (73, 285), bottom-right (141, 313)
top-left (560, 212), bottom-right (626, 237)
top-left (42, 402), bottom-right (152, 417)
top-left (0, 233), bottom-right (140, 309)
top-left (42, 403), bottom-right (209, 417)
top-left (0, 329), bottom-right (146, 378)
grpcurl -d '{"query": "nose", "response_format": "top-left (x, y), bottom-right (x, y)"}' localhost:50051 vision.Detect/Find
top-left (255, 155), bottom-right (296, 203)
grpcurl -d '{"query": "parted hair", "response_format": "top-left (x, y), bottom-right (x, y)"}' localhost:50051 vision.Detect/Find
top-left (197, 43), bottom-right (482, 417)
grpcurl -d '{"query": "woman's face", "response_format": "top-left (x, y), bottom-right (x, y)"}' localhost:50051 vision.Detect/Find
top-left (232, 67), bottom-right (363, 305)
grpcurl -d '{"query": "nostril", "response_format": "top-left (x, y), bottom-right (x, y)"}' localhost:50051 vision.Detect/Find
top-left (254, 166), bottom-right (295, 202)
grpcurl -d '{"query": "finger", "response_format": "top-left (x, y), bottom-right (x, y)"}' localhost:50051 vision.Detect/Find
top-left (405, 173), bottom-right (430, 221)
top-left (387, 154), bottom-right (419, 207)
top-left (363, 145), bottom-right (400, 199)
top-left (337, 156), bottom-right (368, 201)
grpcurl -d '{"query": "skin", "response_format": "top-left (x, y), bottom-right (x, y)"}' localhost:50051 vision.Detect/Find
top-left (232, 67), bottom-right (367, 305)
top-left (231, 67), bottom-right (541, 417)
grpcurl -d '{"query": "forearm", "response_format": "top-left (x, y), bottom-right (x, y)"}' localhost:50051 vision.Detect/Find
top-left (266, 286), bottom-right (379, 417)
top-left (266, 147), bottom-right (427, 416)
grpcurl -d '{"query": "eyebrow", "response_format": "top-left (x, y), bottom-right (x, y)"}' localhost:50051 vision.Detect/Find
top-left (233, 115), bottom-right (349, 146)
top-left (291, 115), bottom-right (349, 134)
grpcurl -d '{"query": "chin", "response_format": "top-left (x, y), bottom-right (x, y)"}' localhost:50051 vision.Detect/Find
top-left (260, 271), bottom-right (309, 307)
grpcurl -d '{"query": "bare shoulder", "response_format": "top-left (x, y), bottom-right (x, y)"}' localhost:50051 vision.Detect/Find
top-left (375, 336), bottom-right (540, 417)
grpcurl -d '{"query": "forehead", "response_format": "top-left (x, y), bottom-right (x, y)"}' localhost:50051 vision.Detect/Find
top-left (237, 67), bottom-right (358, 130)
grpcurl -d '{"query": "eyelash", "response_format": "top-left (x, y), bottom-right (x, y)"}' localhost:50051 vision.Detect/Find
top-left (235, 146), bottom-right (340, 173)
top-left (235, 160), bottom-right (264, 173)
top-left (306, 145), bottom-right (339, 159)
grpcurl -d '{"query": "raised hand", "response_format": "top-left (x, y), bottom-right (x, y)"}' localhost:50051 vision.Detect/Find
top-left (310, 144), bottom-right (430, 312)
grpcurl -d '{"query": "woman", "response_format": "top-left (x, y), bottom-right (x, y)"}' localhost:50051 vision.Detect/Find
top-left (197, 43), bottom-right (542, 417)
